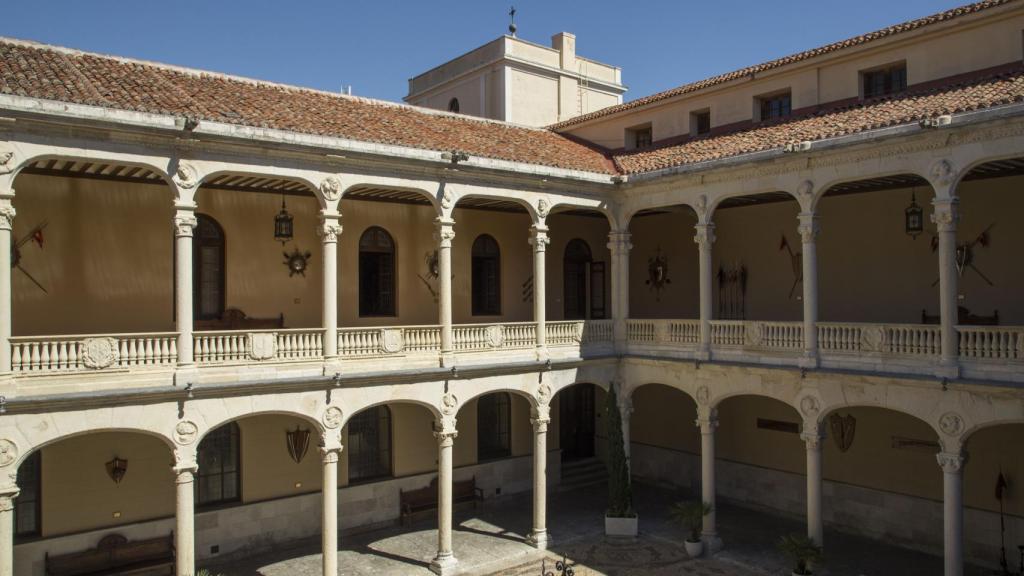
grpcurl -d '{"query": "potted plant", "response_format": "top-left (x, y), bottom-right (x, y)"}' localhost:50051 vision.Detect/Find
top-left (777, 533), bottom-right (823, 576)
top-left (670, 500), bottom-right (712, 557)
top-left (604, 382), bottom-right (638, 536)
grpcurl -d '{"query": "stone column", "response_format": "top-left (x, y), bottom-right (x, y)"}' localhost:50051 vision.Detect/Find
top-left (798, 213), bottom-right (820, 367)
top-left (694, 223), bottom-right (715, 359)
top-left (430, 419), bottom-right (458, 575)
top-left (0, 487), bottom-right (19, 576)
top-left (319, 212), bottom-right (342, 361)
top-left (173, 207), bottom-right (198, 367)
top-left (529, 226), bottom-right (549, 358)
top-left (527, 405), bottom-right (551, 549)
top-left (697, 409), bottom-right (720, 548)
top-left (607, 231), bottom-right (632, 353)
top-left (802, 429), bottom-right (824, 545)
top-left (435, 218), bottom-right (455, 365)
top-left (173, 456), bottom-right (198, 576)
top-left (618, 391), bottom-right (633, 465)
top-left (938, 451), bottom-right (965, 576)
top-left (0, 195), bottom-right (14, 375)
top-left (321, 443), bottom-right (341, 576)
top-left (932, 199), bottom-right (960, 372)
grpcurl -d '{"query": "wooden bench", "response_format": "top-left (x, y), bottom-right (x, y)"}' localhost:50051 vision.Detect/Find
top-left (399, 476), bottom-right (483, 525)
top-left (922, 306), bottom-right (999, 326)
top-left (195, 307), bottom-right (284, 330)
top-left (45, 533), bottom-right (174, 576)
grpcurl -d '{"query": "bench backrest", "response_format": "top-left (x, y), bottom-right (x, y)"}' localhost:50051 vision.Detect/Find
top-left (46, 533), bottom-right (174, 576)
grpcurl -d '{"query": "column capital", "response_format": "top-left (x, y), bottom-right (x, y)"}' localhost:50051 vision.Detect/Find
top-left (317, 212), bottom-right (343, 243)
top-left (434, 417), bottom-right (458, 445)
top-left (528, 226), bottom-right (550, 250)
top-left (797, 212), bottom-right (820, 243)
top-left (320, 446), bottom-right (342, 463)
top-left (937, 451), bottom-right (965, 474)
top-left (0, 202), bottom-right (14, 232)
top-left (531, 403), bottom-right (551, 425)
top-left (696, 410), bottom-right (719, 433)
top-left (693, 222), bottom-right (716, 248)
top-left (173, 209), bottom-right (198, 238)
top-left (800, 429), bottom-right (825, 450)
top-left (434, 217), bottom-right (456, 248)
top-left (0, 485), bottom-right (19, 511)
top-left (930, 197), bottom-right (960, 233)
top-left (607, 230), bottom-right (632, 253)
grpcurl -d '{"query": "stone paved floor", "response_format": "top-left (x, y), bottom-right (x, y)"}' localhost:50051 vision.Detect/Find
top-left (204, 480), bottom-right (992, 575)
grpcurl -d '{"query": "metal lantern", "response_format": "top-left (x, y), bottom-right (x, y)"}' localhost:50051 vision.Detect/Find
top-left (274, 196), bottom-right (294, 245)
top-left (905, 190), bottom-right (923, 239)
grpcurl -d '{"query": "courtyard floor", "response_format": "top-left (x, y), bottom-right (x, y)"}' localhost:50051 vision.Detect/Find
top-left (204, 480), bottom-right (992, 576)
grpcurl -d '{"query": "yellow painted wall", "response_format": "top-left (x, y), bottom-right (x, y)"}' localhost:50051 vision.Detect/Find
top-left (628, 210), bottom-right (700, 319)
top-left (238, 415), bottom-right (321, 502)
top-left (630, 384), bottom-right (699, 453)
top-left (509, 68), bottom-right (559, 127)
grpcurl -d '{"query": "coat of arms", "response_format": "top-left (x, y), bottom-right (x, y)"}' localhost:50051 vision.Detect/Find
top-left (645, 247), bottom-right (671, 301)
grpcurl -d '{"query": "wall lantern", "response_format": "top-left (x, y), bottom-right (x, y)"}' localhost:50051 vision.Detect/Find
top-left (905, 190), bottom-right (924, 239)
top-left (106, 457), bottom-right (128, 485)
top-left (274, 195), bottom-right (294, 245)
top-left (286, 426), bottom-right (311, 464)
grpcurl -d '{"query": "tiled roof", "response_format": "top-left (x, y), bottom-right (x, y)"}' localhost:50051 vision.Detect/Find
top-left (550, 0), bottom-right (1018, 130)
top-left (0, 39), bottom-right (617, 175)
top-left (612, 67), bottom-right (1024, 174)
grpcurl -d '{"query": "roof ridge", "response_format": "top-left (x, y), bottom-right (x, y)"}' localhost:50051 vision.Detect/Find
top-left (0, 35), bottom-right (554, 134)
top-left (550, 0), bottom-right (1020, 130)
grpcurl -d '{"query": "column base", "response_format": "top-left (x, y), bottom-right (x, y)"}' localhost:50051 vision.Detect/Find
top-left (526, 529), bottom-right (550, 550)
top-left (429, 552), bottom-right (459, 576)
top-left (702, 532), bottom-right (723, 553)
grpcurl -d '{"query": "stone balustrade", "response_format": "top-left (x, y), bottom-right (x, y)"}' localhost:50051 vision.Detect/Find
top-left (11, 333), bottom-right (178, 373)
top-left (194, 329), bottom-right (323, 364)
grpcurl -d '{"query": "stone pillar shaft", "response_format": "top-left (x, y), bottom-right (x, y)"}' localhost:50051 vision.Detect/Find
top-left (527, 414), bottom-right (550, 548)
top-left (694, 224), bottom-right (715, 358)
top-left (321, 447), bottom-right (340, 575)
top-left (173, 208), bottom-right (198, 367)
top-left (436, 219), bottom-right (455, 362)
top-left (319, 214), bottom-right (341, 360)
top-left (607, 231), bottom-right (632, 352)
top-left (430, 424), bottom-right (458, 575)
top-left (0, 197), bottom-right (14, 374)
top-left (530, 227), bottom-right (549, 356)
top-left (697, 413), bottom-right (718, 544)
top-left (938, 452), bottom-right (964, 576)
top-left (933, 199), bottom-right (960, 370)
top-left (802, 431), bottom-right (824, 545)
top-left (0, 489), bottom-right (19, 576)
top-left (174, 465), bottom-right (197, 576)
top-left (798, 213), bottom-right (819, 365)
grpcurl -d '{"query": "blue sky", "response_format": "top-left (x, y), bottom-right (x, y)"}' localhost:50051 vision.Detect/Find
top-left (1, 1), bottom-right (968, 104)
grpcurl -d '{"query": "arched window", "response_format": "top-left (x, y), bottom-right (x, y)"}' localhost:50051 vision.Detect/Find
top-left (471, 234), bottom-right (501, 316)
top-left (196, 422), bottom-right (240, 507)
top-left (14, 450), bottom-right (41, 539)
top-left (448, 98), bottom-right (460, 113)
top-left (477, 393), bottom-right (511, 461)
top-left (359, 227), bottom-right (396, 317)
top-left (563, 239), bottom-right (592, 320)
top-left (347, 406), bottom-right (392, 482)
top-left (193, 214), bottom-right (225, 321)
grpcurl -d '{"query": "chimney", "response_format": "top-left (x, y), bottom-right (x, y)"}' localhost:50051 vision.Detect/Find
top-left (551, 32), bottom-right (576, 70)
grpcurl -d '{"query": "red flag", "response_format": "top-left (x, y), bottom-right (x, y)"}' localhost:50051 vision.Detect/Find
top-left (32, 229), bottom-right (43, 248)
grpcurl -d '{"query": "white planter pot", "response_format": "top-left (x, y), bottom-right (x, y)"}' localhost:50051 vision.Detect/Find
top-left (604, 514), bottom-right (638, 536)
top-left (684, 539), bottom-right (704, 557)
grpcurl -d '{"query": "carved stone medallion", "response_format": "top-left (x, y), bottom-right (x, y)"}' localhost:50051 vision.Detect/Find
top-left (485, 325), bottom-right (505, 348)
top-left (537, 383), bottom-right (552, 405)
top-left (860, 326), bottom-right (884, 352)
top-left (0, 440), bottom-right (18, 467)
top-left (536, 197), bottom-right (550, 219)
top-left (381, 328), bottom-right (405, 354)
top-left (938, 411), bottom-right (964, 436)
top-left (441, 392), bottom-right (458, 415)
top-left (695, 386), bottom-right (710, 406)
top-left (323, 406), bottom-right (343, 429)
top-left (248, 333), bottom-right (277, 361)
top-left (745, 322), bottom-right (763, 347)
top-left (796, 180), bottom-right (814, 204)
top-left (173, 421), bottom-right (198, 445)
top-left (81, 337), bottom-right (120, 370)
top-left (929, 159), bottom-right (955, 186)
top-left (0, 149), bottom-right (14, 175)
top-left (799, 395), bottom-right (821, 417)
top-left (440, 186), bottom-right (454, 210)
top-left (173, 163), bottom-right (199, 189)
top-left (319, 176), bottom-right (341, 201)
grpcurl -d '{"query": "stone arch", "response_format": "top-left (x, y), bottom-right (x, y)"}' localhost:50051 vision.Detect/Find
top-left (815, 400), bottom-right (941, 441)
top-left (705, 188), bottom-right (801, 222)
top-left (342, 182), bottom-right (442, 216)
top-left (813, 170), bottom-right (933, 213)
top-left (626, 381), bottom-right (699, 406)
top-left (452, 193), bottom-right (539, 224)
top-left (708, 388), bottom-right (800, 416)
top-left (547, 201), bottom-right (618, 231)
top-left (196, 168), bottom-right (319, 200)
top-left (8, 153), bottom-right (175, 194)
top-left (3, 420), bottom-right (176, 474)
top-left (339, 398), bottom-right (443, 430)
top-left (195, 408), bottom-right (326, 447)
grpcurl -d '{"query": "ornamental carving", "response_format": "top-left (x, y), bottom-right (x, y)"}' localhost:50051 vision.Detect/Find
top-left (173, 163), bottom-right (199, 189)
top-left (938, 412), bottom-right (964, 436)
top-left (744, 322), bottom-right (763, 347)
top-left (440, 186), bottom-right (455, 210)
top-left (860, 326), bottom-right (884, 352)
top-left (796, 180), bottom-right (814, 204)
top-left (322, 406), bottom-right (343, 429)
top-left (173, 214), bottom-right (197, 237)
top-left (529, 227), bottom-right (550, 249)
top-left (695, 386), bottom-right (710, 406)
top-left (798, 214), bottom-right (820, 243)
top-left (441, 392), bottom-right (458, 415)
top-left (572, 322), bottom-right (585, 343)
top-left (936, 452), bottom-right (964, 473)
top-left (0, 205), bottom-right (15, 231)
top-left (0, 440), bottom-right (18, 467)
top-left (532, 404), bottom-right (551, 426)
top-left (536, 197), bottom-right (550, 219)
top-left (799, 395), bottom-right (821, 417)
top-left (435, 225), bottom-right (455, 247)
top-left (380, 328), bottom-right (405, 354)
top-left (694, 194), bottom-right (708, 221)
top-left (173, 421), bottom-right (198, 445)
top-left (486, 325), bottom-right (505, 348)
top-left (0, 149), bottom-right (14, 175)
top-left (693, 224), bottom-right (715, 248)
top-left (248, 333), bottom-right (277, 361)
top-left (81, 337), bottom-right (120, 369)
top-left (929, 159), bottom-right (955, 186)
top-left (537, 383), bottom-right (552, 405)
top-left (319, 176), bottom-right (341, 201)
top-left (930, 203), bottom-right (959, 231)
